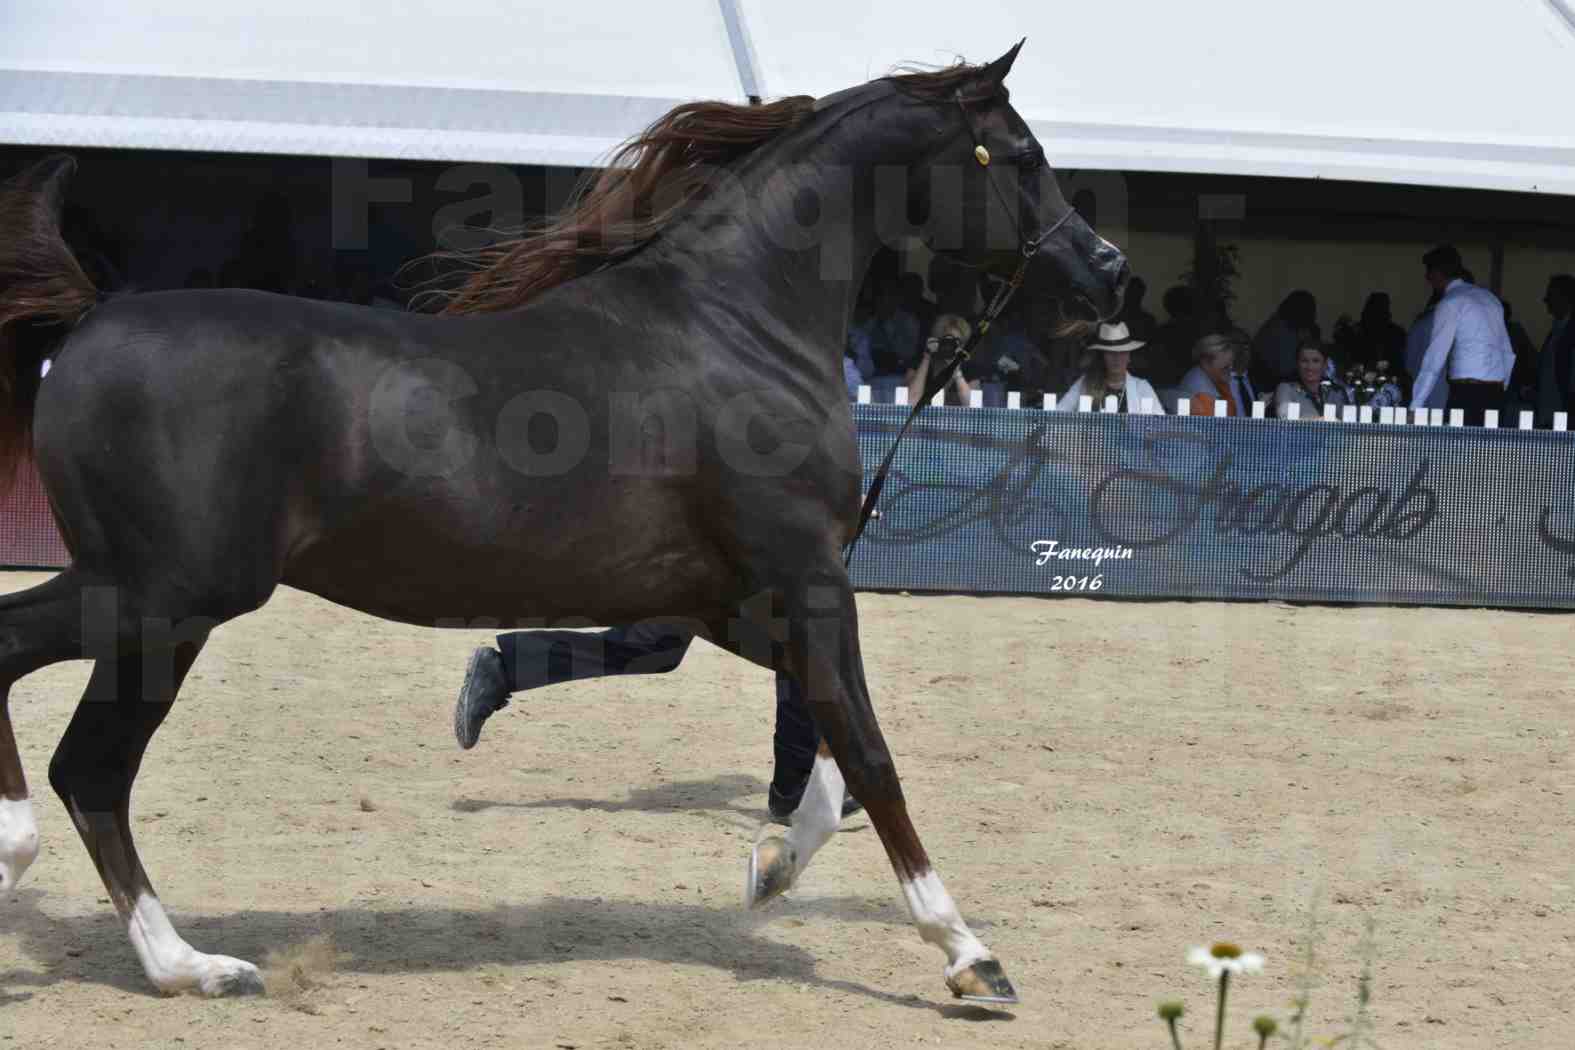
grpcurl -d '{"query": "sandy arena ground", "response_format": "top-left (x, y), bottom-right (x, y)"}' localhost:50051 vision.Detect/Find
top-left (1, 570), bottom-right (1571, 1048)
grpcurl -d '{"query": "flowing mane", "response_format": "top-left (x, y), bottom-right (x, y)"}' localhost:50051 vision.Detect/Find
top-left (428, 62), bottom-right (994, 316)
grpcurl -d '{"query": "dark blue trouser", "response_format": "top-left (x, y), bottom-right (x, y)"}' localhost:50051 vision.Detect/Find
top-left (496, 622), bottom-right (821, 808)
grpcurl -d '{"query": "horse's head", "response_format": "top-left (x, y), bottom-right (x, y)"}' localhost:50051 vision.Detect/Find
top-left (891, 42), bottom-right (1129, 324)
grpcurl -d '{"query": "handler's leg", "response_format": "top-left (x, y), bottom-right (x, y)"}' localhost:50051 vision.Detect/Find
top-left (455, 621), bottom-right (694, 749)
top-left (768, 672), bottom-right (863, 825)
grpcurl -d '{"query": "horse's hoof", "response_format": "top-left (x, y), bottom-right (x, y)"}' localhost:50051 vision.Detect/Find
top-left (745, 835), bottom-right (797, 909)
top-left (0, 798), bottom-right (40, 892)
top-left (945, 958), bottom-right (1019, 1004)
top-left (197, 957), bottom-right (265, 997)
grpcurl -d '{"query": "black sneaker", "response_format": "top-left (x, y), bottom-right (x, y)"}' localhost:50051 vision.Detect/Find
top-left (454, 646), bottom-right (510, 750)
top-left (767, 790), bottom-right (865, 827)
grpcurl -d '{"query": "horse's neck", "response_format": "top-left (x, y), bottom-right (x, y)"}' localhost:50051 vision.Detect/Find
top-left (661, 113), bottom-right (931, 352)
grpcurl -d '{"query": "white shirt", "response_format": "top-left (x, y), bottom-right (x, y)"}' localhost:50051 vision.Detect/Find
top-left (1406, 309), bottom-right (1449, 410)
top-left (1410, 279), bottom-right (1514, 408)
top-left (1056, 373), bottom-right (1164, 413)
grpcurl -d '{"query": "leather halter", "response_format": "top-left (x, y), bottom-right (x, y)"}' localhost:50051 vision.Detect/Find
top-left (843, 93), bottom-right (1076, 568)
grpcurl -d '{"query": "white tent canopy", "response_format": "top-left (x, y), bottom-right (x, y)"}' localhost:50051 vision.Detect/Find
top-left (4, 0), bottom-right (1575, 193)
top-left (0, 0), bottom-right (744, 167)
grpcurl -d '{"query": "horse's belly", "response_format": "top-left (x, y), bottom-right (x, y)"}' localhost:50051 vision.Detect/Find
top-left (280, 488), bottom-right (727, 629)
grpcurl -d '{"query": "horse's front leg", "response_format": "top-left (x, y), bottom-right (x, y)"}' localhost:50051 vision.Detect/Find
top-left (742, 566), bottom-right (1017, 1004)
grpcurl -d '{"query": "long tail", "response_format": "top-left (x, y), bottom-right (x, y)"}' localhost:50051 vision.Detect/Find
top-left (0, 154), bottom-right (97, 495)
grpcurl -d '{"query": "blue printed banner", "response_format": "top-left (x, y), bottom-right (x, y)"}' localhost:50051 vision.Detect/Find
top-left (848, 404), bottom-right (1575, 608)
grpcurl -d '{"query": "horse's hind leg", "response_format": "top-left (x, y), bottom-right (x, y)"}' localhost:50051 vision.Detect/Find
top-left (0, 570), bottom-right (94, 891)
top-left (48, 625), bottom-right (263, 996)
top-left (743, 564), bottom-right (1017, 1004)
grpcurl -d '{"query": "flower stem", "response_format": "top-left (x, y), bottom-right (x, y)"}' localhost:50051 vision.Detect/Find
top-left (1168, 1017), bottom-right (1184, 1050)
top-left (1215, 971), bottom-right (1230, 1050)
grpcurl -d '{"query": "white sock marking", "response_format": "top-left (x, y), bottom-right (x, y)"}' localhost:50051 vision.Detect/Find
top-left (0, 797), bottom-right (39, 891)
top-left (784, 753), bottom-right (845, 880)
top-left (900, 870), bottom-right (991, 976)
top-left (126, 892), bottom-right (260, 995)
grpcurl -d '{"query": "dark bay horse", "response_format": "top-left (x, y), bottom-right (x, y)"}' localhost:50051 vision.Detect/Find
top-left (0, 44), bottom-right (1126, 1001)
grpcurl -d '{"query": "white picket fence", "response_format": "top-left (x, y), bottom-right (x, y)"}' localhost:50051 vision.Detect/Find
top-left (853, 384), bottom-right (1561, 430)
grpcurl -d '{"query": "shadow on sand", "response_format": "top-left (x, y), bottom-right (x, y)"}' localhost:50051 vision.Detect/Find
top-left (5, 889), bottom-right (1006, 1018)
top-left (450, 772), bottom-right (871, 838)
top-left (4, 779), bottom-right (1005, 1019)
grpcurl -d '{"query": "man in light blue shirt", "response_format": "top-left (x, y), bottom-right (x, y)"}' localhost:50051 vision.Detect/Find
top-left (1404, 290), bottom-right (1447, 412)
top-left (1409, 245), bottom-right (1513, 425)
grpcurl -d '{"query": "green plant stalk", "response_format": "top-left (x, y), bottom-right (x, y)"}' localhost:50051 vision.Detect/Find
top-left (1214, 972), bottom-right (1229, 1050)
top-left (1167, 1017), bottom-right (1184, 1050)
top-left (1349, 916), bottom-right (1377, 1049)
top-left (1288, 895), bottom-right (1322, 1050)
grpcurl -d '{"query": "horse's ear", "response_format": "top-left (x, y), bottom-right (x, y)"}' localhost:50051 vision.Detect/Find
top-left (975, 39), bottom-right (1025, 93)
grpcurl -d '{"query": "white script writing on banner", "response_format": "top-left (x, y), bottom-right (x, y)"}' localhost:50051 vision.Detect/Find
top-left (1030, 540), bottom-right (1134, 568)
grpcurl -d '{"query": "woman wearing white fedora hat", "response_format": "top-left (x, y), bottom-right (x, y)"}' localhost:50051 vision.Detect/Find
top-left (1055, 321), bottom-right (1164, 413)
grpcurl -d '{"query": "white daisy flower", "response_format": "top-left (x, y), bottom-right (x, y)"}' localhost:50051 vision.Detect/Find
top-left (1188, 942), bottom-right (1265, 980)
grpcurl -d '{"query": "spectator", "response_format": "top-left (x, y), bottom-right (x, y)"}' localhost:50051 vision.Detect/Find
top-left (1118, 275), bottom-right (1157, 341)
top-left (1175, 331), bottom-right (1249, 415)
top-left (997, 297), bottom-right (1082, 408)
top-left (843, 350), bottom-right (866, 400)
top-left (1251, 290), bottom-right (1317, 390)
top-left (979, 299), bottom-right (1035, 395)
top-left (1142, 284), bottom-right (1195, 389)
top-left (907, 314), bottom-right (975, 406)
top-left (1409, 244), bottom-right (1514, 425)
top-left (1275, 345), bottom-right (1350, 419)
top-left (1354, 292), bottom-right (1407, 367)
top-left (1405, 287), bottom-right (1447, 411)
top-left (898, 271), bottom-right (929, 333)
top-left (927, 254), bottom-right (972, 316)
top-left (846, 272), bottom-right (923, 380)
top-left (1230, 340), bottom-right (1261, 416)
top-left (1503, 300), bottom-right (1538, 416)
top-left (1054, 322), bottom-right (1164, 413)
top-left (1535, 274), bottom-right (1575, 425)
top-left (958, 274), bottom-right (1012, 386)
